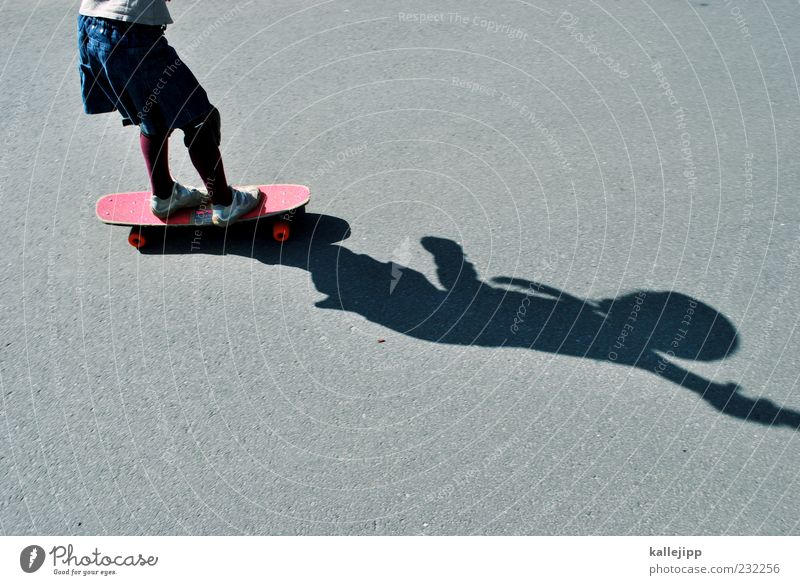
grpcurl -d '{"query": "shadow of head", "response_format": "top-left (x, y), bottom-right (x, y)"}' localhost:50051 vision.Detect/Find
top-left (601, 291), bottom-right (739, 361)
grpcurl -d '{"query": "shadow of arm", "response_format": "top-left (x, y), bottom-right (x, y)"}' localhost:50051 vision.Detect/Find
top-left (492, 276), bottom-right (588, 306)
top-left (421, 236), bottom-right (480, 291)
top-left (646, 353), bottom-right (800, 430)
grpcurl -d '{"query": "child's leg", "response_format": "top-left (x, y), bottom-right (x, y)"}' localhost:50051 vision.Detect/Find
top-left (181, 108), bottom-right (232, 206)
top-left (140, 130), bottom-right (175, 199)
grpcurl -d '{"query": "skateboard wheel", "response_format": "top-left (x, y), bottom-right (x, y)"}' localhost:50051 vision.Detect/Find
top-left (128, 231), bottom-right (147, 249)
top-left (273, 221), bottom-right (290, 242)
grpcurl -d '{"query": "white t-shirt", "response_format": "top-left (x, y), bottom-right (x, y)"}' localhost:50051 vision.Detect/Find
top-left (79, 0), bottom-right (172, 26)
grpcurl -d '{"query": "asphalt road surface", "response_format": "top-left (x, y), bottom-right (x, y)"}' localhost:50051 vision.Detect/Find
top-left (1, 0), bottom-right (799, 535)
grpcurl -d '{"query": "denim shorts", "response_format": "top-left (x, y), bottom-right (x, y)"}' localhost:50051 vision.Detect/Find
top-left (77, 14), bottom-right (214, 136)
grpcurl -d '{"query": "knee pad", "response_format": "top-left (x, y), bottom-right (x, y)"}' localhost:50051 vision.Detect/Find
top-left (182, 107), bottom-right (221, 149)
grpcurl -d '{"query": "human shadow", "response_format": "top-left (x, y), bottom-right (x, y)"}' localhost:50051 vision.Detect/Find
top-left (141, 214), bottom-right (800, 430)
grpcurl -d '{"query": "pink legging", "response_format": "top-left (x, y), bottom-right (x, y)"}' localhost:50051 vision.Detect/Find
top-left (140, 107), bottom-right (231, 206)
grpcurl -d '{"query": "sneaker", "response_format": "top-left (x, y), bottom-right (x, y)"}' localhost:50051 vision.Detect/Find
top-left (150, 182), bottom-right (208, 218)
top-left (211, 186), bottom-right (262, 227)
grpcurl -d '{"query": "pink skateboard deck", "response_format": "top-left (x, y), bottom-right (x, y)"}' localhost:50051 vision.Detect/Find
top-left (96, 184), bottom-right (310, 248)
top-left (96, 184), bottom-right (309, 226)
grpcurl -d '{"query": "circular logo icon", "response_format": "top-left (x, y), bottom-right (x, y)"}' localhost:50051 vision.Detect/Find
top-left (20, 545), bottom-right (45, 573)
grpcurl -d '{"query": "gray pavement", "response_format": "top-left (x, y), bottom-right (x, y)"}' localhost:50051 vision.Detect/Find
top-left (1, 0), bottom-right (799, 535)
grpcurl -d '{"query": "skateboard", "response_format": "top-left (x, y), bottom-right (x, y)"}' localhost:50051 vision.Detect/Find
top-left (96, 184), bottom-right (310, 249)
